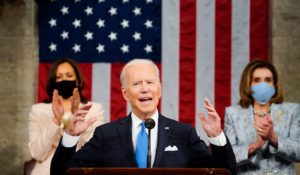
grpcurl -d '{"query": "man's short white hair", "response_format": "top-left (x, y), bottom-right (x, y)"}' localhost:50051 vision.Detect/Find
top-left (120, 58), bottom-right (160, 87)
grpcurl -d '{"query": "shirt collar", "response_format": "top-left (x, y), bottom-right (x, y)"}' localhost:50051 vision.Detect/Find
top-left (131, 110), bottom-right (159, 130)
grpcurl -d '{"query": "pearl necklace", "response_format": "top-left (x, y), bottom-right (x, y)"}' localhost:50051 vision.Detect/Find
top-left (253, 108), bottom-right (270, 117)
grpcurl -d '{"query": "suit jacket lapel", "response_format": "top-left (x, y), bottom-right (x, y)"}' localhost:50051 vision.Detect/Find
top-left (117, 114), bottom-right (136, 167)
top-left (153, 114), bottom-right (171, 167)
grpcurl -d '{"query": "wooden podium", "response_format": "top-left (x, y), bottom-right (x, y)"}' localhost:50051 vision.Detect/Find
top-left (66, 168), bottom-right (231, 175)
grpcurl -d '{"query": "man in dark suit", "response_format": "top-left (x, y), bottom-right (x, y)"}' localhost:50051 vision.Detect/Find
top-left (51, 59), bottom-right (237, 175)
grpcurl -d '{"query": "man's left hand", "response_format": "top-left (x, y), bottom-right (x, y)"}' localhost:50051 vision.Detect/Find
top-left (199, 98), bottom-right (222, 137)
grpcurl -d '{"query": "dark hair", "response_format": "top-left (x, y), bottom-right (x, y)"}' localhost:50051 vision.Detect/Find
top-left (44, 58), bottom-right (88, 103)
top-left (239, 59), bottom-right (284, 108)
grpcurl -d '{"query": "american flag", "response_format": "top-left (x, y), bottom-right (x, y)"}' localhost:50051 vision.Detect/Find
top-left (38, 0), bottom-right (269, 138)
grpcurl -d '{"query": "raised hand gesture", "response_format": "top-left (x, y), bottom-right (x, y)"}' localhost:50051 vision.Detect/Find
top-left (199, 98), bottom-right (222, 137)
top-left (65, 103), bottom-right (97, 136)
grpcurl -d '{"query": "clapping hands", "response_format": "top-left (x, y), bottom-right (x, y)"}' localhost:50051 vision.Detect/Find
top-left (254, 115), bottom-right (278, 147)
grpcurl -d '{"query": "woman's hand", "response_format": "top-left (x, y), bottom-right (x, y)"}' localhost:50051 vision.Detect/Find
top-left (52, 90), bottom-right (64, 126)
top-left (265, 115), bottom-right (278, 148)
top-left (71, 88), bottom-right (81, 114)
top-left (248, 135), bottom-right (265, 156)
top-left (254, 115), bottom-right (278, 149)
top-left (254, 115), bottom-right (271, 140)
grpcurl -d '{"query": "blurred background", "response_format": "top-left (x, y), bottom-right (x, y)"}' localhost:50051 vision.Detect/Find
top-left (0, 0), bottom-right (299, 174)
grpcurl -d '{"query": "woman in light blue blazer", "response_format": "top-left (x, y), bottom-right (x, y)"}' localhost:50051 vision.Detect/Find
top-left (224, 60), bottom-right (300, 175)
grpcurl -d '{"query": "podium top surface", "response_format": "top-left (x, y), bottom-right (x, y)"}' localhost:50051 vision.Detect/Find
top-left (66, 167), bottom-right (231, 175)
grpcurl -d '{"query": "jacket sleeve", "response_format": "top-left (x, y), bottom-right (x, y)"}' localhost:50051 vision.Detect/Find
top-left (224, 107), bottom-right (267, 167)
top-left (269, 103), bottom-right (300, 162)
top-left (188, 125), bottom-right (237, 174)
top-left (50, 141), bottom-right (77, 175)
top-left (224, 107), bottom-right (249, 163)
top-left (28, 104), bottom-right (62, 161)
top-left (51, 127), bottom-right (103, 175)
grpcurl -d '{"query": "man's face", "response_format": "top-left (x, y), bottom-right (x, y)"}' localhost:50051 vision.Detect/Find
top-left (122, 63), bottom-right (161, 119)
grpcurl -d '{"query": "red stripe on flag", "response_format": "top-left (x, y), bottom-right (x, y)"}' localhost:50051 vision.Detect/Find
top-left (179, 0), bottom-right (196, 126)
top-left (77, 63), bottom-right (92, 101)
top-left (215, 0), bottom-right (232, 128)
top-left (110, 63), bottom-right (127, 121)
top-left (250, 0), bottom-right (269, 61)
top-left (38, 63), bottom-right (52, 102)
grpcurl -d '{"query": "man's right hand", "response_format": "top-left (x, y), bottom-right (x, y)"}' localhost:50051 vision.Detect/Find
top-left (65, 103), bottom-right (97, 136)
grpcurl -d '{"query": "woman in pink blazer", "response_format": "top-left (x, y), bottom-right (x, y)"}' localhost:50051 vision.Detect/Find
top-left (28, 58), bottom-right (105, 175)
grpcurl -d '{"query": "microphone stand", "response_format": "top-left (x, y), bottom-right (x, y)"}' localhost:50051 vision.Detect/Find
top-left (147, 128), bottom-right (151, 168)
top-left (145, 118), bottom-right (155, 168)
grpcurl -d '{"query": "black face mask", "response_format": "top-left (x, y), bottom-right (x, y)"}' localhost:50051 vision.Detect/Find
top-left (55, 80), bottom-right (77, 99)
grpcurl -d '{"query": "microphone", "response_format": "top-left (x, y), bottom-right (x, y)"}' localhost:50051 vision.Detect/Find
top-left (144, 118), bottom-right (155, 168)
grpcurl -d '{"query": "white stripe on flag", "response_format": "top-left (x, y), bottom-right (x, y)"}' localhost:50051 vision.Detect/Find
top-left (92, 63), bottom-right (111, 123)
top-left (161, 0), bottom-right (180, 121)
top-left (195, 0), bottom-right (215, 142)
top-left (231, 0), bottom-right (250, 105)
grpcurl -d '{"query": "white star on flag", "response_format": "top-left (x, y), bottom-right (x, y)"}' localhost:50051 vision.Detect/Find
top-left (61, 6), bottom-right (69, 15)
top-left (144, 19), bottom-right (153, 28)
top-left (146, 0), bottom-right (153, 3)
top-left (72, 44), bottom-right (81, 53)
top-left (61, 31), bottom-right (69, 40)
top-left (108, 32), bottom-right (117, 41)
top-left (49, 18), bottom-right (57, 27)
top-left (109, 7), bottom-right (117, 16)
top-left (72, 19), bottom-right (81, 28)
top-left (84, 31), bottom-right (93, 40)
top-left (96, 19), bottom-right (105, 28)
top-left (132, 32), bottom-right (141, 41)
top-left (120, 19), bottom-right (129, 28)
top-left (133, 7), bottom-right (141, 16)
top-left (49, 43), bottom-right (57, 52)
top-left (96, 44), bottom-right (105, 53)
top-left (144, 44), bottom-right (152, 53)
top-left (120, 44), bottom-right (129, 53)
top-left (85, 6), bottom-right (93, 15)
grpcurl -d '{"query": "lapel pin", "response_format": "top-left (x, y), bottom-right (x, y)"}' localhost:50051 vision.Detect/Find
top-left (164, 127), bottom-right (169, 130)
